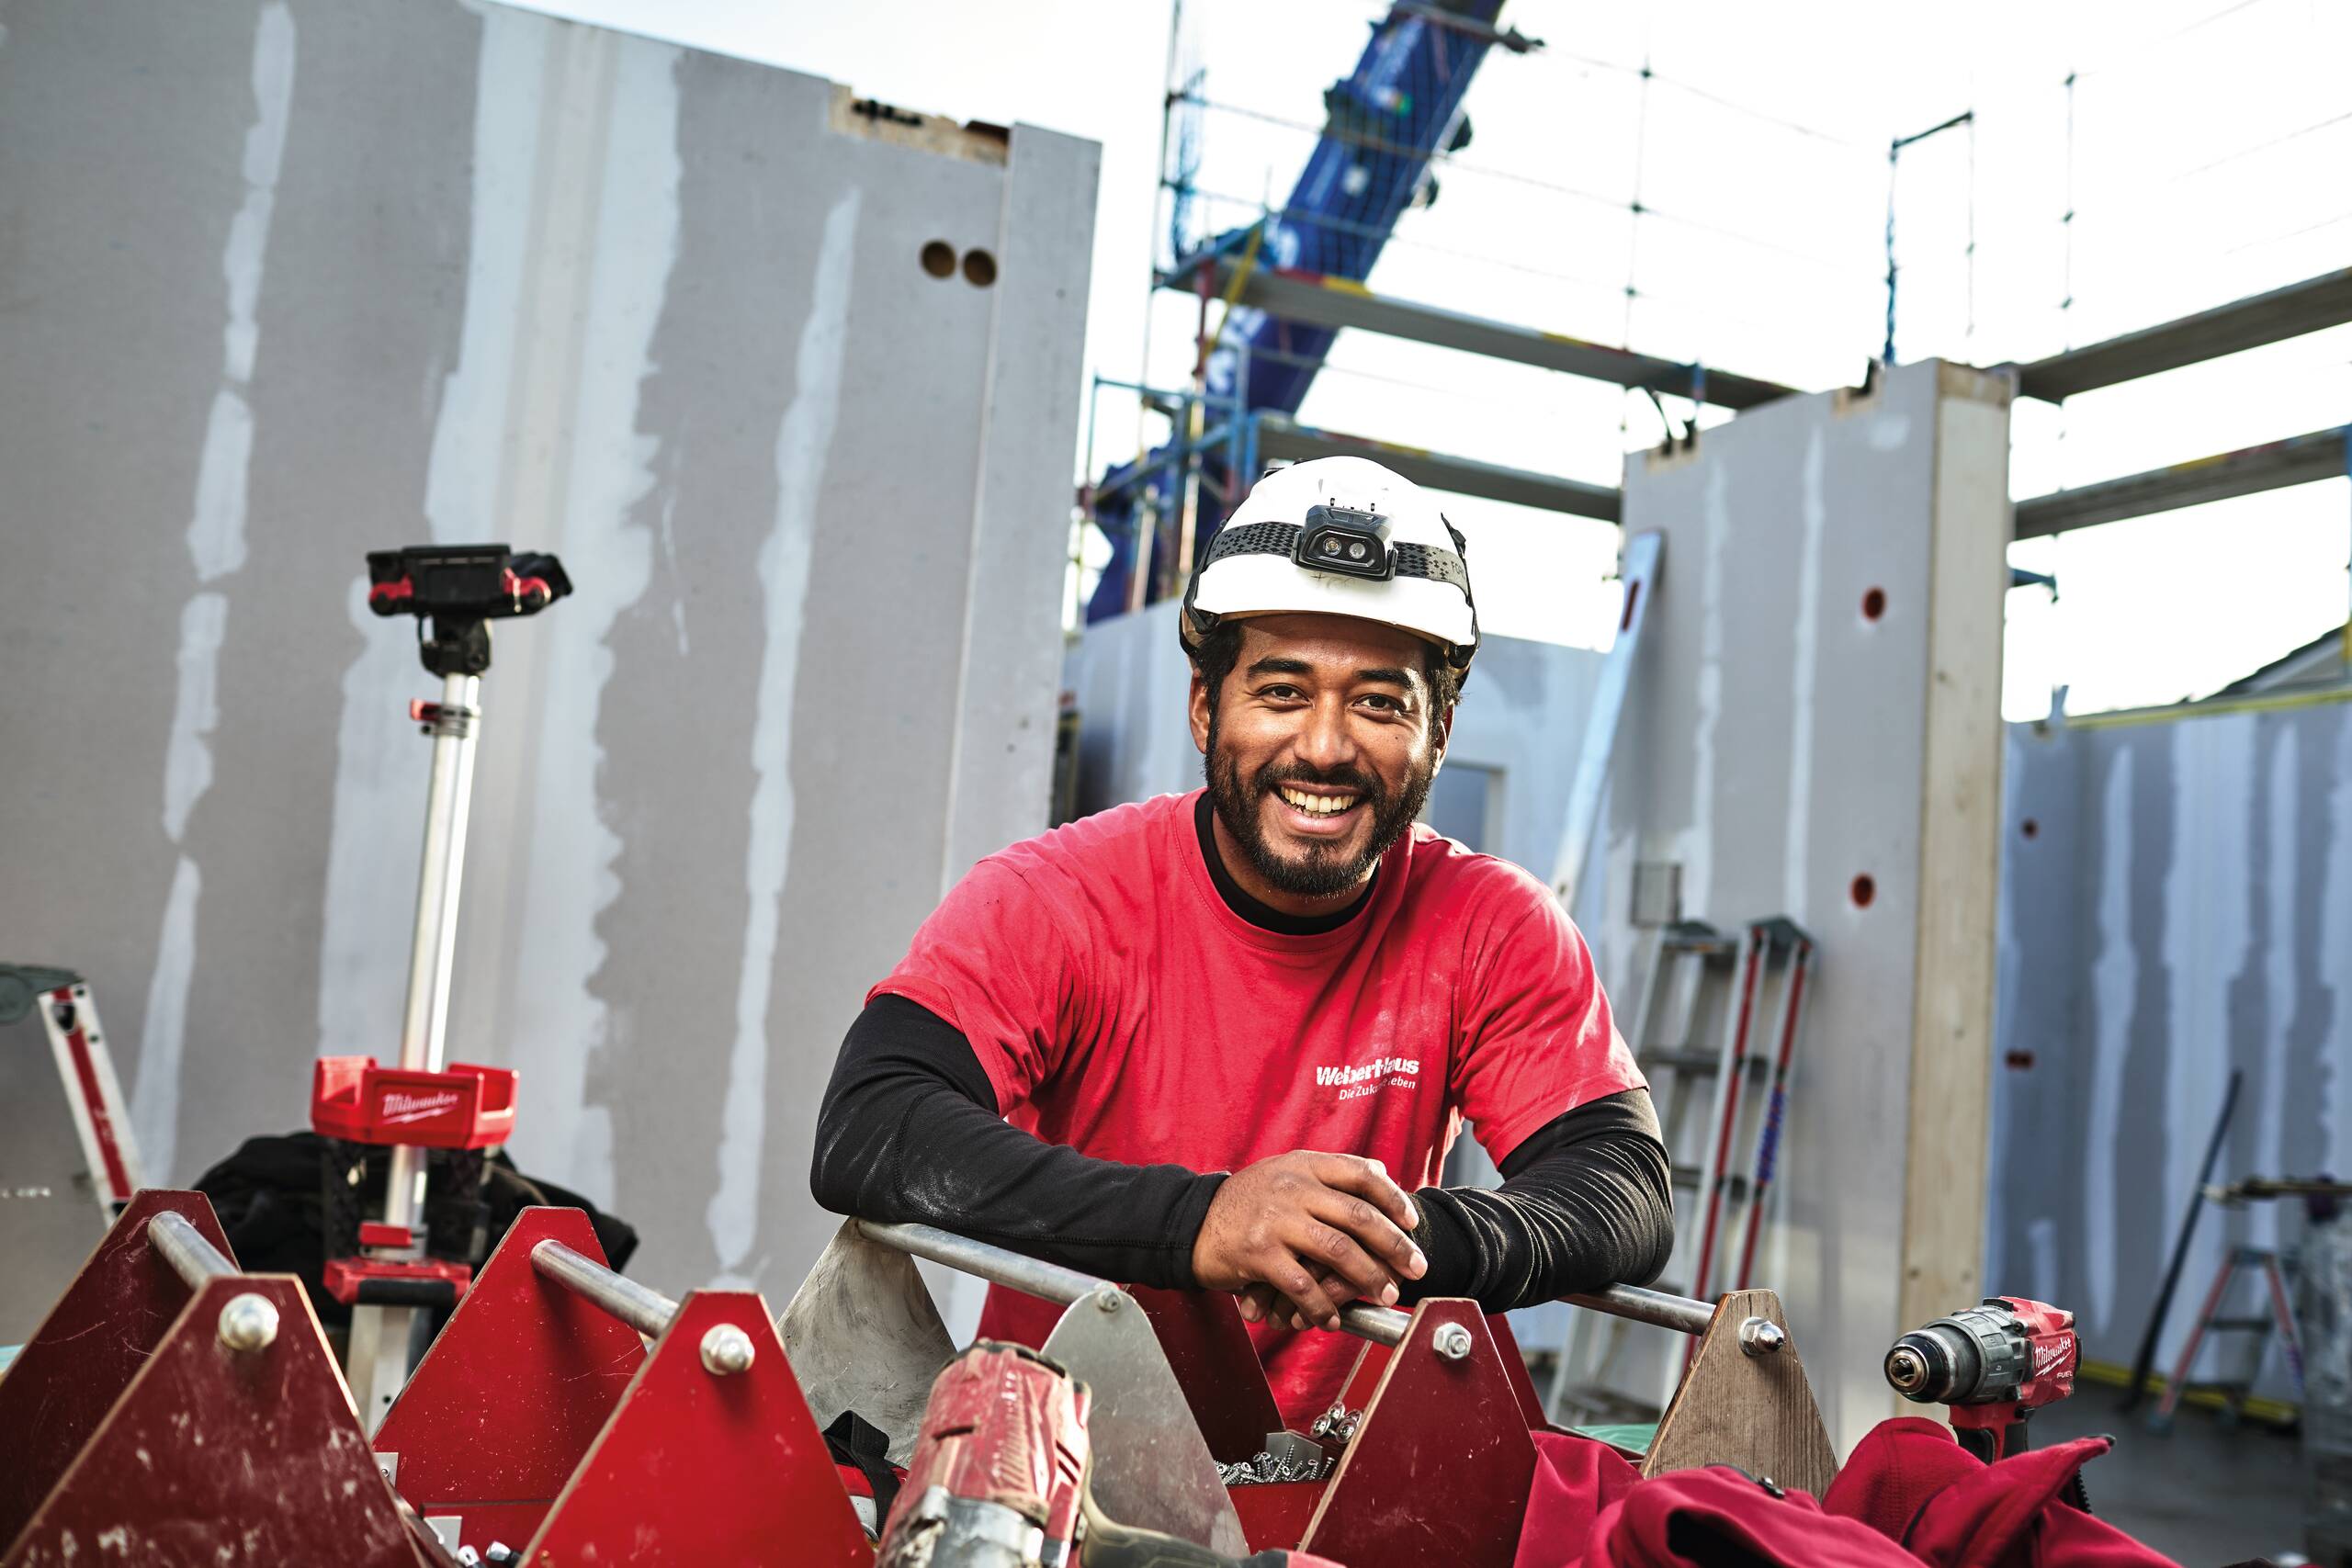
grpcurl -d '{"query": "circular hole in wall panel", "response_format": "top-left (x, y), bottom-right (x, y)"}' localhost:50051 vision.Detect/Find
top-left (920, 240), bottom-right (956, 278)
top-left (1861, 587), bottom-right (1887, 622)
top-left (2020, 818), bottom-right (2040, 840)
top-left (1849, 873), bottom-right (1876, 908)
top-left (962, 248), bottom-right (998, 288)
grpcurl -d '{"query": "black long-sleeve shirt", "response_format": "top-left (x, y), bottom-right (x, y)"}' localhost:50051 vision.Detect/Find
top-left (809, 800), bottom-right (1674, 1309)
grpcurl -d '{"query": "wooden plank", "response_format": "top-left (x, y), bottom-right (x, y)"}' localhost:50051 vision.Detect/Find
top-left (1896, 364), bottom-right (2011, 1369)
top-left (1639, 1288), bottom-right (1838, 1496)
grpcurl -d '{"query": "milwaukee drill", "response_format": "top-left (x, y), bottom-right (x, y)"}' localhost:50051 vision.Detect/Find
top-left (878, 1341), bottom-right (1341, 1568)
top-left (1884, 1296), bottom-right (2080, 1462)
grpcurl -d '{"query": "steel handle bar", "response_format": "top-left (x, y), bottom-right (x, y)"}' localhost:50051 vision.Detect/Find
top-left (855, 1220), bottom-right (1716, 1345)
top-left (531, 1238), bottom-right (679, 1339)
top-left (150, 1212), bottom-right (239, 1291)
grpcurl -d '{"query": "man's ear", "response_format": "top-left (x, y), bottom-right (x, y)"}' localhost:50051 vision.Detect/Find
top-left (1431, 700), bottom-right (1455, 764)
top-left (1188, 667), bottom-right (1212, 755)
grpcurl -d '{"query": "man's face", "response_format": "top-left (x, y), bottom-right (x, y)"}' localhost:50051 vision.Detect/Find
top-left (1190, 613), bottom-right (1452, 905)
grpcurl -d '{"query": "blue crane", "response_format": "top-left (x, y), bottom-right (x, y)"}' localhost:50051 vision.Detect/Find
top-left (1086, 1), bottom-right (1525, 623)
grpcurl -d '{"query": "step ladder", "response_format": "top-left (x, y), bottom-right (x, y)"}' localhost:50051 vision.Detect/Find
top-left (1544, 916), bottom-right (1815, 1422)
top-left (1, 964), bottom-right (144, 1343)
top-left (2150, 1243), bottom-right (2303, 1432)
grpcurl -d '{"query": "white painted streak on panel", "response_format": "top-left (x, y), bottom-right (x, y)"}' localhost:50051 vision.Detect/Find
top-left (2027, 1216), bottom-right (2058, 1305)
top-left (1985, 742), bottom-right (2020, 1289)
top-left (136, 3), bottom-right (296, 1179)
top-left (709, 188), bottom-right (863, 1280)
top-left (2160, 713), bottom-right (2254, 1377)
top-left (187, 390), bottom-right (255, 582)
top-left (2254, 723), bottom-right (2299, 1250)
top-left (1679, 463), bottom-right (1727, 918)
top-left (132, 858), bottom-right (201, 1177)
top-left (317, 10), bottom-right (546, 1059)
top-left (2327, 710), bottom-right (2352, 1171)
top-left (222, 5), bottom-right (294, 384)
top-left (2085, 745), bottom-right (2133, 1337)
top-left (161, 593), bottom-right (229, 842)
top-left (1782, 428), bottom-right (1824, 919)
top-left (422, 9), bottom-right (545, 545)
top-left (507, 37), bottom-right (680, 1209)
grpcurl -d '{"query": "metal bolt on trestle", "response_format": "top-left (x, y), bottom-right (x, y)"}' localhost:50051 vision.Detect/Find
top-left (1094, 1287), bottom-right (1124, 1312)
top-left (1431, 1322), bottom-right (1474, 1360)
top-left (699, 1323), bottom-right (756, 1376)
top-left (217, 1292), bottom-right (280, 1352)
top-left (1738, 1316), bottom-right (1787, 1357)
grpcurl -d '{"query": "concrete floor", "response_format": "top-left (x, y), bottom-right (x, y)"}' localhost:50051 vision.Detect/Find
top-left (2033, 1392), bottom-right (2302, 1566)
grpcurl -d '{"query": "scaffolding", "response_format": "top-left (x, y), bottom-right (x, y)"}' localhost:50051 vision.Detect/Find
top-left (1079, 0), bottom-right (2351, 693)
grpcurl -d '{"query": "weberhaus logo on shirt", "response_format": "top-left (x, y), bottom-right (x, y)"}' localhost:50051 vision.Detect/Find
top-left (1316, 1056), bottom-right (1420, 1101)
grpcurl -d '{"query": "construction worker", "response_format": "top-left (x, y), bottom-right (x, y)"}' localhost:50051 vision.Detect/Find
top-left (811, 456), bottom-right (1672, 1425)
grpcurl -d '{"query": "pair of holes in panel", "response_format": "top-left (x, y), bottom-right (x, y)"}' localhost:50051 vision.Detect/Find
top-left (921, 240), bottom-right (997, 287)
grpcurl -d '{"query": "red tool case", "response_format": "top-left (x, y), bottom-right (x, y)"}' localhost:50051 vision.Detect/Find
top-left (311, 1055), bottom-right (518, 1149)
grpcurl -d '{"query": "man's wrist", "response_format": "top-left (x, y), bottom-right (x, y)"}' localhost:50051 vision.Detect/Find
top-left (1396, 1186), bottom-right (1474, 1304)
top-left (1167, 1170), bottom-right (1228, 1291)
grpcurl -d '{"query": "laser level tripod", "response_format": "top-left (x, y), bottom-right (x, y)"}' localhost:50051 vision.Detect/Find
top-left (314, 545), bottom-right (571, 1430)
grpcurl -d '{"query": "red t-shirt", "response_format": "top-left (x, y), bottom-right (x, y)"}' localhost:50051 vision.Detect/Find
top-left (870, 789), bottom-right (1639, 1423)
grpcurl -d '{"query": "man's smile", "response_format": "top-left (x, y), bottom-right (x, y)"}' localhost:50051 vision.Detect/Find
top-left (1271, 782), bottom-right (1366, 837)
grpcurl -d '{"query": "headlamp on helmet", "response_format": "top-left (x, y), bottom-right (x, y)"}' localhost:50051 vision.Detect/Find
top-left (1293, 504), bottom-right (1394, 581)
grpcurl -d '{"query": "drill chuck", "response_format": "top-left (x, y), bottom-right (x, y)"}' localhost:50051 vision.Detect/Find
top-left (1885, 1323), bottom-right (1985, 1403)
top-left (1884, 1303), bottom-right (2030, 1405)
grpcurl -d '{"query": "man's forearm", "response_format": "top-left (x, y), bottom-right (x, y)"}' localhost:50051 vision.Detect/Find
top-left (1401, 1089), bottom-right (1675, 1311)
top-left (808, 996), bottom-right (1226, 1288)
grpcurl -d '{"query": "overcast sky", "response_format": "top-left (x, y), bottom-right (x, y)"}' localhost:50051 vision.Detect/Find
top-left (515, 0), bottom-right (2351, 719)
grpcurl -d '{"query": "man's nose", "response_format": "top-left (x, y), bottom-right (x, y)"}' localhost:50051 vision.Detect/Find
top-left (1295, 696), bottom-right (1357, 771)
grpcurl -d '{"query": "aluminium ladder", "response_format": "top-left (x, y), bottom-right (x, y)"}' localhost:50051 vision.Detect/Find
top-left (1545, 916), bottom-right (1815, 1421)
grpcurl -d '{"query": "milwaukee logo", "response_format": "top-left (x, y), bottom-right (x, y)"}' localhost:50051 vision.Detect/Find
top-left (1315, 1057), bottom-right (1420, 1088)
top-left (2031, 1341), bottom-right (2073, 1379)
top-left (379, 1090), bottom-right (464, 1124)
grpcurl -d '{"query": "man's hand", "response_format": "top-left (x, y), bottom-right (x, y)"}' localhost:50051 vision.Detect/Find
top-left (1191, 1152), bottom-right (1426, 1330)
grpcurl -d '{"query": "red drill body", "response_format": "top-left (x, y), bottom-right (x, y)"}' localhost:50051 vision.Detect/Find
top-left (877, 1341), bottom-right (1340, 1568)
top-left (1885, 1296), bottom-right (2079, 1462)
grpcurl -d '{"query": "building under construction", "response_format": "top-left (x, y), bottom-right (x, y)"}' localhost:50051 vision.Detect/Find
top-left (1, 1), bottom-right (2346, 1564)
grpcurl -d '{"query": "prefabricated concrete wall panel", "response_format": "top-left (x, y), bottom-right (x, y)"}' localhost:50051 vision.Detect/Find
top-left (0, 0), bottom-right (1097, 1301)
top-left (1990, 702), bottom-right (2352, 1402)
top-left (1604, 360), bottom-right (2011, 1451)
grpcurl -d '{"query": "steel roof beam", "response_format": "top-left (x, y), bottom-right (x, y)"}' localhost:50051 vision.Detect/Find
top-left (1180, 260), bottom-right (1799, 411)
top-left (2009, 267), bottom-right (2352, 403)
top-left (1254, 416), bottom-right (1623, 521)
top-left (2013, 426), bottom-right (2348, 537)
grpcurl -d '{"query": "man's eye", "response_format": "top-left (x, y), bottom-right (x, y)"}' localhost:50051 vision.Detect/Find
top-left (1361, 694), bottom-right (1400, 712)
top-left (1261, 683), bottom-right (1303, 700)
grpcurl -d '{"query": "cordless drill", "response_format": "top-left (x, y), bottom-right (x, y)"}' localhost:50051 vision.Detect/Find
top-left (1884, 1296), bottom-right (2080, 1463)
top-left (878, 1341), bottom-right (1341, 1568)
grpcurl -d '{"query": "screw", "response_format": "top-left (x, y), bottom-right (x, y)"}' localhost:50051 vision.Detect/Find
top-left (699, 1324), bottom-right (756, 1376)
top-left (1431, 1322), bottom-right (1474, 1361)
top-left (1094, 1288), bottom-right (1125, 1313)
top-left (217, 1292), bottom-right (280, 1352)
top-left (1737, 1316), bottom-right (1786, 1358)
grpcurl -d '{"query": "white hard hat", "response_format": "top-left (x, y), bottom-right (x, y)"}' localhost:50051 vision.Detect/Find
top-left (1179, 457), bottom-right (1478, 672)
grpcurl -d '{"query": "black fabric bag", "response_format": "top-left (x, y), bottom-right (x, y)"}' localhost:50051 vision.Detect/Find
top-left (194, 1132), bottom-right (638, 1327)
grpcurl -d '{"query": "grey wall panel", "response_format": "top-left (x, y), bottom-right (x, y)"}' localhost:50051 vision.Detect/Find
top-left (1602, 362), bottom-right (2010, 1450)
top-left (0, 0), bottom-right (1097, 1302)
top-left (1990, 703), bottom-right (2352, 1401)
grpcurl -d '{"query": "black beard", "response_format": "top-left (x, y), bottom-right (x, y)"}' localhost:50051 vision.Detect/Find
top-left (1204, 708), bottom-right (1439, 900)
